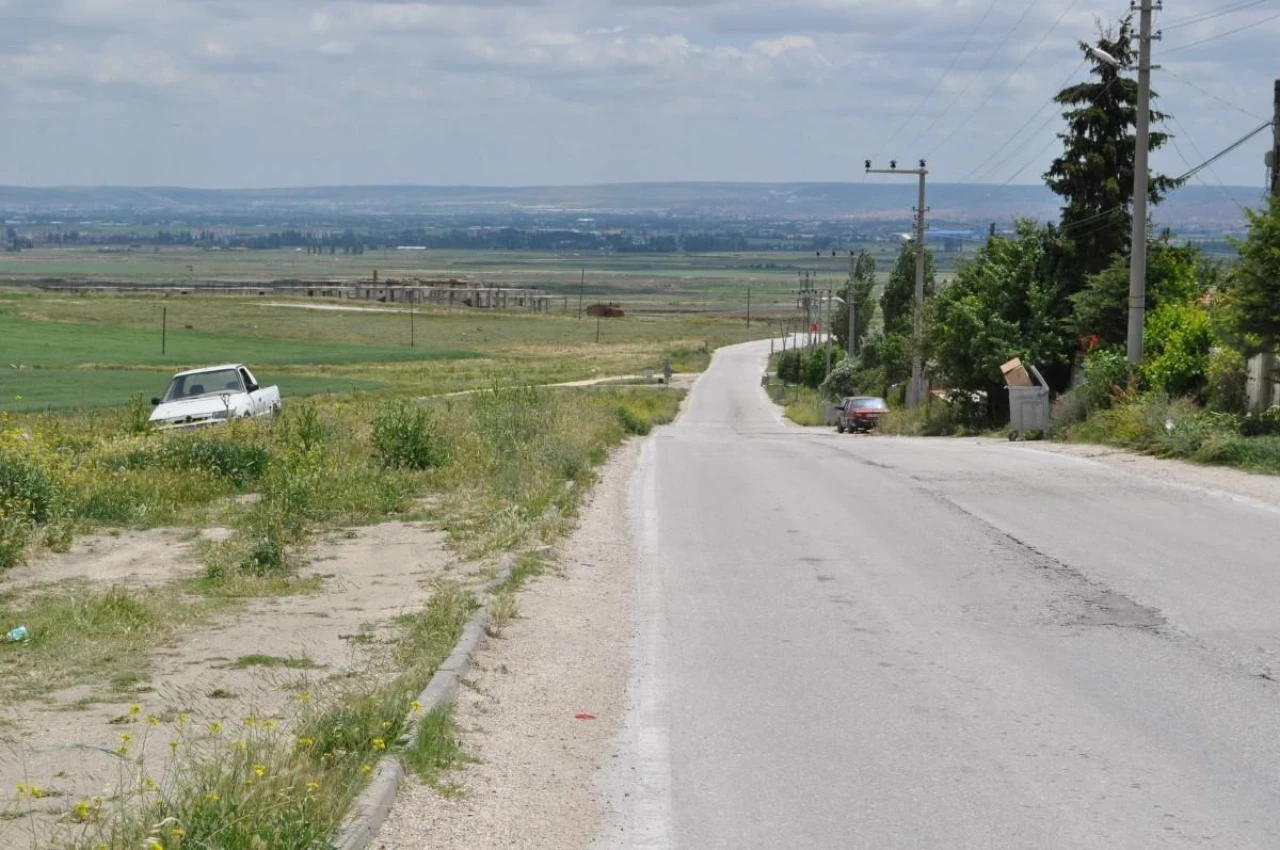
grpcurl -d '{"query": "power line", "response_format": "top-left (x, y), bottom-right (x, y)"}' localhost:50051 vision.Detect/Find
top-left (1167, 113), bottom-right (1249, 212)
top-left (1160, 9), bottom-right (1280, 53)
top-left (996, 76), bottom-right (1120, 184)
top-left (1161, 67), bottom-right (1267, 120)
top-left (872, 0), bottom-right (1004, 159)
top-left (1163, 0), bottom-right (1271, 30)
top-left (926, 0), bottom-right (1080, 158)
top-left (1173, 118), bottom-right (1275, 181)
top-left (902, 0), bottom-right (1048, 153)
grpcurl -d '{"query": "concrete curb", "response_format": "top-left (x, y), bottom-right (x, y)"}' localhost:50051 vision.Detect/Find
top-left (333, 552), bottom-right (516, 850)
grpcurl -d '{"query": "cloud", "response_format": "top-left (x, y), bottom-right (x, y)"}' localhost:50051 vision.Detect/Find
top-left (0, 0), bottom-right (1274, 188)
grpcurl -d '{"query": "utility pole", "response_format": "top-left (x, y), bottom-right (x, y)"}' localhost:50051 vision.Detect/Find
top-left (866, 158), bottom-right (929, 407)
top-left (746, 286), bottom-right (751, 328)
top-left (1270, 79), bottom-right (1280, 199)
top-left (846, 253), bottom-right (857, 358)
top-left (1127, 0), bottom-right (1158, 368)
top-left (1259, 79), bottom-right (1280, 409)
top-left (824, 289), bottom-right (834, 377)
top-left (577, 267), bottom-right (585, 320)
top-left (409, 292), bottom-right (415, 348)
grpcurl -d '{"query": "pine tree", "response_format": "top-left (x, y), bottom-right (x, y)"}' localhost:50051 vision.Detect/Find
top-left (1043, 15), bottom-right (1182, 289)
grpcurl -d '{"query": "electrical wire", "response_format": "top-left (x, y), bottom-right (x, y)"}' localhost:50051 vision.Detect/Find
top-left (1172, 118), bottom-right (1274, 181)
top-left (1160, 9), bottom-right (1280, 54)
top-left (1162, 0), bottom-right (1271, 30)
top-left (926, 0), bottom-right (1080, 159)
top-left (958, 57), bottom-right (1087, 182)
top-left (902, 0), bottom-right (1048, 153)
top-left (1161, 67), bottom-right (1267, 120)
top-left (871, 0), bottom-right (1004, 160)
top-left (997, 76), bottom-right (1120, 184)
top-left (1167, 113), bottom-right (1249, 212)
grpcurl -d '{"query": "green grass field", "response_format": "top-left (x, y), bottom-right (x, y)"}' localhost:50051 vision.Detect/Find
top-left (0, 293), bottom-right (766, 412)
top-left (1, 369), bottom-right (384, 413)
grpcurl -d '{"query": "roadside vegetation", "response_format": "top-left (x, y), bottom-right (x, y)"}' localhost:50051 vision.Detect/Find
top-left (0, 373), bottom-right (682, 846)
top-left (767, 16), bottom-right (1280, 476)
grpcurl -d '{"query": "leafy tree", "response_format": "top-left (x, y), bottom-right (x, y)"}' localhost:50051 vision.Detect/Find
top-left (858, 331), bottom-right (913, 396)
top-left (1071, 241), bottom-right (1203, 346)
top-left (1223, 195), bottom-right (1280, 354)
top-left (831, 250), bottom-right (877, 354)
top-left (1044, 15), bottom-right (1182, 289)
top-left (930, 220), bottom-right (1074, 409)
top-left (881, 241), bottom-right (935, 335)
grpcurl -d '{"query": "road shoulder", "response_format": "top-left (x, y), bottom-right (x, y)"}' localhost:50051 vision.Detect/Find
top-left (374, 439), bottom-right (640, 849)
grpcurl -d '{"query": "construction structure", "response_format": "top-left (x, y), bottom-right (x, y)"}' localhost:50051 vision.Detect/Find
top-left (23, 276), bottom-right (554, 311)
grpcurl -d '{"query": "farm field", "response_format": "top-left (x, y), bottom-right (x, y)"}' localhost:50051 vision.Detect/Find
top-left (0, 244), bottom-right (964, 312)
top-left (0, 292), bottom-right (767, 412)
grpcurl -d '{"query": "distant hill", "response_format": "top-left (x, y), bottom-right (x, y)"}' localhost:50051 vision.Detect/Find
top-left (0, 182), bottom-right (1263, 234)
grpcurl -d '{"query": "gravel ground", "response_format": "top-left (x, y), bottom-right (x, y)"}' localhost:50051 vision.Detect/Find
top-left (374, 440), bottom-right (640, 850)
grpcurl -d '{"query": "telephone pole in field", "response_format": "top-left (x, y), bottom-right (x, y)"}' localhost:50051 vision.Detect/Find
top-left (865, 158), bottom-right (929, 407)
top-left (846, 253), bottom-right (857, 358)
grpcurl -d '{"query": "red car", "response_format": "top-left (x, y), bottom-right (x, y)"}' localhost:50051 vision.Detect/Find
top-left (836, 396), bottom-right (889, 433)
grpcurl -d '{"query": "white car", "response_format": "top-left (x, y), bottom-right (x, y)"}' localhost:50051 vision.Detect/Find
top-left (149, 364), bottom-right (282, 430)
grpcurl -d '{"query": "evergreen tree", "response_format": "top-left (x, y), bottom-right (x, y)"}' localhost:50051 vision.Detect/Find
top-left (1044, 15), bottom-right (1182, 289)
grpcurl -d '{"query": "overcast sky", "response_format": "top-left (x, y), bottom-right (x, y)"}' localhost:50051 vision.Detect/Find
top-left (0, 0), bottom-right (1275, 190)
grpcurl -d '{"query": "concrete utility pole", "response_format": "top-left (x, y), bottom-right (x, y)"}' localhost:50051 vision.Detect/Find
top-left (1270, 79), bottom-right (1280, 199)
top-left (846, 254), bottom-right (856, 358)
top-left (577, 268), bottom-right (585, 321)
top-left (1127, 0), bottom-right (1159, 367)
top-left (824, 289), bottom-right (834, 377)
top-left (866, 158), bottom-right (929, 407)
top-left (1259, 79), bottom-right (1280, 410)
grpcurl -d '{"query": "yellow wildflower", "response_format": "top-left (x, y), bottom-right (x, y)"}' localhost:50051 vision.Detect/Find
top-left (129, 704), bottom-right (142, 716)
top-left (372, 738), bottom-right (386, 751)
top-left (410, 701), bottom-right (422, 713)
top-left (361, 764), bottom-right (372, 774)
top-left (208, 722), bottom-right (223, 735)
top-left (148, 716), bottom-right (161, 727)
top-left (243, 715), bottom-right (257, 727)
top-left (297, 737), bottom-right (315, 749)
top-left (305, 781), bottom-right (320, 792)
top-left (170, 828), bottom-right (186, 838)
top-left (253, 764), bottom-right (266, 778)
top-left (205, 793), bottom-right (221, 803)
top-left (381, 721), bottom-right (393, 731)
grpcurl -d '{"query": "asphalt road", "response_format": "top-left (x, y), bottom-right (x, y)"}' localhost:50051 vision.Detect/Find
top-left (605, 338), bottom-right (1280, 850)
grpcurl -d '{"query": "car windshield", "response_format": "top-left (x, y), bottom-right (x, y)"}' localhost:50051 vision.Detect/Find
top-left (162, 369), bottom-right (244, 402)
top-left (852, 398), bottom-right (887, 409)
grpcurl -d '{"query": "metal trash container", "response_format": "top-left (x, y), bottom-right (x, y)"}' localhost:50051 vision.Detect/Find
top-left (1008, 364), bottom-right (1050, 440)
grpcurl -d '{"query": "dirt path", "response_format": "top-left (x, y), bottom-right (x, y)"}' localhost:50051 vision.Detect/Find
top-left (374, 440), bottom-right (641, 850)
top-left (0, 521), bottom-right (472, 848)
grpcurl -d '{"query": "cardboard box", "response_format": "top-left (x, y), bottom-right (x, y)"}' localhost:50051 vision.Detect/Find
top-left (1001, 358), bottom-right (1034, 388)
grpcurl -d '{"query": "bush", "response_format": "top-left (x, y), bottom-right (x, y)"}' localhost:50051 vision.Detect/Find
top-left (1140, 300), bottom-right (1214, 399)
top-left (372, 401), bottom-right (449, 470)
top-left (1206, 348), bottom-right (1248, 413)
top-left (0, 499), bottom-right (33, 570)
top-left (1080, 347), bottom-right (1129, 412)
top-left (1241, 405), bottom-right (1280, 437)
top-left (776, 350), bottom-right (803, 384)
top-left (107, 435), bottom-right (270, 488)
top-left (123, 393), bottom-right (154, 435)
top-left (0, 449), bottom-right (59, 524)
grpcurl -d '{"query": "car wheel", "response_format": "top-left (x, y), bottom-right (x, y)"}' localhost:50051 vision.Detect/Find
top-left (836, 423), bottom-right (845, 433)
